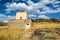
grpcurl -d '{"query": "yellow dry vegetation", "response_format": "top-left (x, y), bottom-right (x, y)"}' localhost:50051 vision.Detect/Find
top-left (33, 22), bottom-right (60, 29)
top-left (0, 22), bottom-right (60, 40)
top-left (0, 27), bottom-right (24, 40)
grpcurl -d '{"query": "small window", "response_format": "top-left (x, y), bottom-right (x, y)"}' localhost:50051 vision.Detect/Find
top-left (27, 23), bottom-right (29, 25)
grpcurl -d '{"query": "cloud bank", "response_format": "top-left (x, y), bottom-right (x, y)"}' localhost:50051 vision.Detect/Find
top-left (0, 14), bottom-right (15, 23)
top-left (5, 0), bottom-right (60, 14)
top-left (0, 0), bottom-right (60, 22)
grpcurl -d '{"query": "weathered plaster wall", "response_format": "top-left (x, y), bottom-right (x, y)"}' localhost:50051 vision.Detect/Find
top-left (8, 19), bottom-right (32, 29)
top-left (16, 12), bottom-right (28, 19)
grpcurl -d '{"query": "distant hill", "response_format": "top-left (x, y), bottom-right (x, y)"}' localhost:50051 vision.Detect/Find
top-left (32, 18), bottom-right (60, 23)
top-left (0, 22), bottom-right (7, 26)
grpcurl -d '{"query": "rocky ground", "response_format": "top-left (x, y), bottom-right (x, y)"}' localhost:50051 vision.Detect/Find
top-left (20, 28), bottom-right (60, 40)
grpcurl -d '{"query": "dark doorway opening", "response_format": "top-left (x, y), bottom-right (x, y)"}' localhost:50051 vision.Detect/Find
top-left (20, 17), bottom-right (22, 19)
top-left (27, 23), bottom-right (29, 25)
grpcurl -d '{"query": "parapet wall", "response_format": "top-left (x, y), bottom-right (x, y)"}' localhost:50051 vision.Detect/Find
top-left (8, 19), bottom-right (32, 29)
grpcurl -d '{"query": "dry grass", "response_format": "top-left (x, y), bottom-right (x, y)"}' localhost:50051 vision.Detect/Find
top-left (0, 28), bottom-right (24, 40)
top-left (0, 22), bottom-right (60, 40)
top-left (33, 22), bottom-right (60, 29)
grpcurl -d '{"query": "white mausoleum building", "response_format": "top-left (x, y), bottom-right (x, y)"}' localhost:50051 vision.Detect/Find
top-left (8, 11), bottom-right (32, 29)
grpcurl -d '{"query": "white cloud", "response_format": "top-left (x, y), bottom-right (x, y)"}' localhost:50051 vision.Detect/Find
top-left (0, 14), bottom-right (8, 22)
top-left (28, 14), bottom-right (37, 19)
top-left (3, 20), bottom-right (8, 23)
top-left (38, 15), bottom-right (50, 19)
top-left (0, 14), bottom-right (15, 22)
top-left (8, 15), bottom-right (16, 20)
top-left (29, 14), bottom-right (37, 17)
top-left (5, 2), bottom-right (33, 12)
top-left (5, 0), bottom-right (60, 14)
top-left (0, 14), bottom-right (7, 17)
top-left (27, 0), bottom-right (34, 5)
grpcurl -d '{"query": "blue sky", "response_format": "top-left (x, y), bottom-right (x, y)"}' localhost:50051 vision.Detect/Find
top-left (0, 0), bottom-right (60, 22)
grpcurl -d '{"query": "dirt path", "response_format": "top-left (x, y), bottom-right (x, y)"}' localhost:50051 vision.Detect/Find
top-left (20, 29), bottom-right (32, 40)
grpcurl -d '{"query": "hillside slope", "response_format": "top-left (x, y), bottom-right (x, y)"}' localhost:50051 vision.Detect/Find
top-left (0, 21), bottom-right (60, 40)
